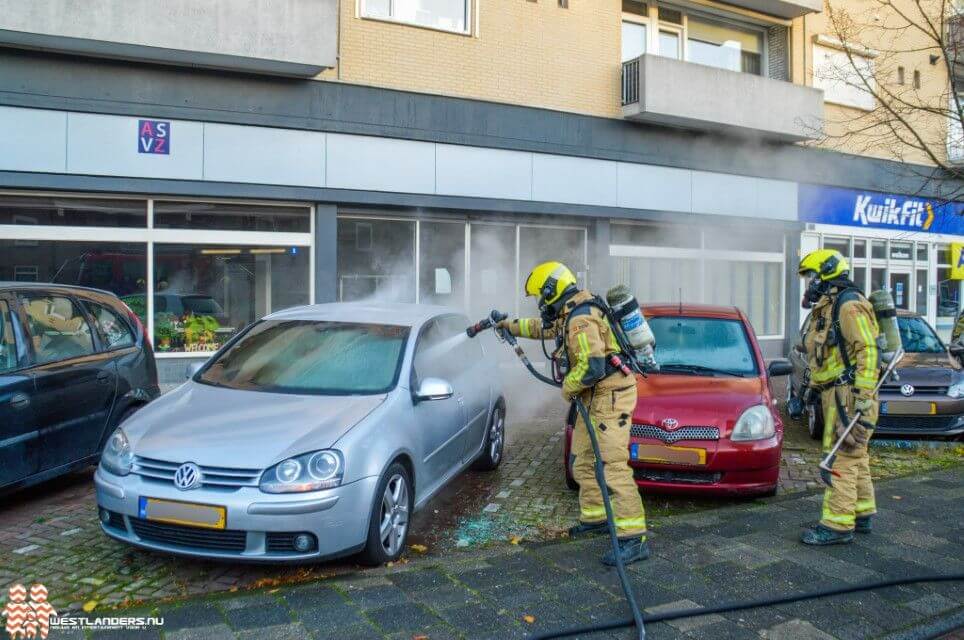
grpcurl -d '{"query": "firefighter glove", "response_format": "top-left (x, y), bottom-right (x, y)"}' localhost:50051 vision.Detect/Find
top-left (837, 420), bottom-right (869, 453)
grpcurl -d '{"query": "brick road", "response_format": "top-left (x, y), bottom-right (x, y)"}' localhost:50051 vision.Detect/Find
top-left (43, 466), bottom-right (964, 640)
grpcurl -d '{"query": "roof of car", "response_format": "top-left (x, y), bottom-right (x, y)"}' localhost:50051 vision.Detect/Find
top-left (0, 281), bottom-right (115, 297)
top-left (264, 302), bottom-right (463, 326)
top-left (641, 302), bottom-right (744, 319)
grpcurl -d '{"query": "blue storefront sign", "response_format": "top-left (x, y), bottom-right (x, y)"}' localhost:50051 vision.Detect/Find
top-left (799, 185), bottom-right (964, 236)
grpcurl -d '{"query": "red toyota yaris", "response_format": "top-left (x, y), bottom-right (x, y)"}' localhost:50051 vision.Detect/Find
top-left (564, 303), bottom-right (791, 497)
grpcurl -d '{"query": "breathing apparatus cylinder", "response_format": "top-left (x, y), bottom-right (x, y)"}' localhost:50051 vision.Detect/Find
top-left (868, 289), bottom-right (902, 363)
top-left (606, 285), bottom-right (657, 370)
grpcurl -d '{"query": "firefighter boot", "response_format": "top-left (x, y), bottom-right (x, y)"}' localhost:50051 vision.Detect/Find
top-left (568, 521), bottom-right (608, 538)
top-left (801, 524), bottom-right (854, 546)
top-left (856, 515), bottom-right (873, 534)
top-left (601, 537), bottom-right (650, 567)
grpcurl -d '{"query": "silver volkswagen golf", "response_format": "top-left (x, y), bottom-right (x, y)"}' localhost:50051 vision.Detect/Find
top-left (95, 303), bottom-right (506, 564)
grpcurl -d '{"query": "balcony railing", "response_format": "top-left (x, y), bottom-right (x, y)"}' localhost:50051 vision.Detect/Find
top-left (622, 59), bottom-right (640, 106)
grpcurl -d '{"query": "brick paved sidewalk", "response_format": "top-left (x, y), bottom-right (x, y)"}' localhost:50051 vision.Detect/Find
top-left (62, 466), bottom-right (964, 640)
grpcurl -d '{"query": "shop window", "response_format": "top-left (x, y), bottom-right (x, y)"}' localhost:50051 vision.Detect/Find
top-left (852, 266), bottom-right (867, 292)
top-left (713, 228), bottom-right (783, 252)
top-left (469, 224), bottom-right (516, 321)
top-left (853, 239), bottom-right (867, 259)
top-left (916, 269), bottom-right (928, 316)
top-left (0, 300), bottom-right (17, 373)
top-left (337, 218), bottom-right (416, 303)
top-left (21, 295), bottom-right (95, 364)
top-left (916, 243), bottom-right (928, 262)
top-left (153, 202), bottom-right (310, 233)
top-left (871, 241), bottom-right (887, 260)
top-left (614, 256), bottom-right (701, 309)
top-left (153, 244), bottom-right (308, 353)
top-left (889, 242), bottom-right (912, 261)
top-left (871, 268), bottom-right (886, 293)
top-left (938, 245), bottom-right (950, 264)
top-left (611, 224), bottom-right (701, 248)
top-left (704, 260), bottom-right (782, 337)
top-left (0, 196), bottom-right (146, 228)
top-left (938, 267), bottom-right (959, 319)
top-left (822, 236), bottom-right (851, 257)
top-left (519, 226), bottom-right (587, 319)
top-left (419, 221), bottom-right (465, 307)
top-left (0, 240), bottom-right (147, 318)
top-left (361, 0), bottom-right (469, 34)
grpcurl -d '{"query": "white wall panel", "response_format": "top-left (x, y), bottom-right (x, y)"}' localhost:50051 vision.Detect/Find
top-left (616, 163), bottom-right (692, 212)
top-left (0, 106), bottom-right (66, 173)
top-left (755, 178), bottom-right (797, 220)
top-left (66, 113), bottom-right (203, 180)
top-left (532, 154), bottom-right (618, 206)
top-left (435, 144), bottom-right (532, 200)
top-left (692, 172), bottom-right (759, 218)
top-left (326, 133), bottom-right (435, 193)
top-left (204, 123), bottom-right (325, 186)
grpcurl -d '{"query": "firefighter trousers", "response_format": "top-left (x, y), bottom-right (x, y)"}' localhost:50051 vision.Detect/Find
top-left (571, 382), bottom-right (647, 539)
top-left (819, 386), bottom-right (877, 532)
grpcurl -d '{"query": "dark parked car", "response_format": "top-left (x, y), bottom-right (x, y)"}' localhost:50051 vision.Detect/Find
top-left (787, 310), bottom-right (964, 439)
top-left (0, 283), bottom-right (159, 492)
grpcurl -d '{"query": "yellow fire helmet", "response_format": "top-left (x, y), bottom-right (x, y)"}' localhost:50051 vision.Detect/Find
top-left (524, 261), bottom-right (578, 305)
top-left (798, 249), bottom-right (849, 281)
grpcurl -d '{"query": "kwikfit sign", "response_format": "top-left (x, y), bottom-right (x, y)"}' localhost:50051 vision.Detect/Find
top-left (799, 185), bottom-right (964, 235)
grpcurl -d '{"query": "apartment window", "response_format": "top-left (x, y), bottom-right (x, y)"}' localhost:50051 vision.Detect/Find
top-left (361, 0), bottom-right (470, 34)
top-left (622, 19), bottom-right (648, 62)
top-left (687, 15), bottom-right (763, 75)
top-left (913, 69), bottom-right (921, 89)
top-left (897, 66), bottom-right (905, 85)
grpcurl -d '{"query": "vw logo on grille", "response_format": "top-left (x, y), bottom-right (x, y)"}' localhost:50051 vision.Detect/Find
top-left (173, 462), bottom-right (202, 490)
top-left (900, 384), bottom-right (915, 397)
top-left (661, 418), bottom-right (680, 430)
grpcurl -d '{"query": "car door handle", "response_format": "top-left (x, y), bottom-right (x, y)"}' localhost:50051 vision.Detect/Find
top-left (9, 392), bottom-right (29, 409)
top-left (96, 371), bottom-right (113, 385)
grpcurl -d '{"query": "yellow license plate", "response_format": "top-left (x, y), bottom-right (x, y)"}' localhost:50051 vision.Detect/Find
top-left (138, 497), bottom-right (226, 530)
top-left (631, 443), bottom-right (706, 466)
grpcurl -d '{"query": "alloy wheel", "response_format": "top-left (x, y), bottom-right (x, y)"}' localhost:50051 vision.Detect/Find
top-left (379, 473), bottom-right (409, 556)
top-left (489, 409), bottom-right (505, 463)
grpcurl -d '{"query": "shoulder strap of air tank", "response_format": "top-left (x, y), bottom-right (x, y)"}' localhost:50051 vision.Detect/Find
top-left (831, 287), bottom-right (864, 372)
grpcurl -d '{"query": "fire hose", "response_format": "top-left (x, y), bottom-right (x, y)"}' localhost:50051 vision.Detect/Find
top-left (467, 311), bottom-right (963, 640)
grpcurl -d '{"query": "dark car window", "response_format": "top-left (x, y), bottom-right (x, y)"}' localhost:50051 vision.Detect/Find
top-left (181, 296), bottom-right (223, 315)
top-left (0, 300), bottom-right (17, 373)
top-left (21, 295), bottom-right (96, 364)
top-left (84, 302), bottom-right (135, 350)
top-left (897, 316), bottom-right (944, 353)
top-left (198, 320), bottom-right (409, 395)
top-left (650, 316), bottom-right (759, 375)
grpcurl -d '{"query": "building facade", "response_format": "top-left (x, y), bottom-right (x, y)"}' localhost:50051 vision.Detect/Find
top-left (0, 0), bottom-right (961, 382)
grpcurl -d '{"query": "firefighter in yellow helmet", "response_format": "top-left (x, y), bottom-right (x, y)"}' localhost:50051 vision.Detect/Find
top-left (798, 249), bottom-right (880, 545)
top-left (497, 261), bottom-right (649, 565)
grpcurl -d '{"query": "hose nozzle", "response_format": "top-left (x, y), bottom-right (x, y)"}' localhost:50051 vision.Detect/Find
top-left (466, 309), bottom-right (508, 338)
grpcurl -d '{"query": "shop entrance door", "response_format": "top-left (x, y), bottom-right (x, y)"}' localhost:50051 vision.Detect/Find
top-left (889, 270), bottom-right (912, 311)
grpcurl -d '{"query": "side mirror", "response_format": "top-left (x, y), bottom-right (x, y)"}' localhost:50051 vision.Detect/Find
top-left (414, 377), bottom-right (454, 402)
top-left (949, 343), bottom-right (964, 356)
top-left (186, 361), bottom-right (205, 380)
top-left (767, 359), bottom-right (794, 377)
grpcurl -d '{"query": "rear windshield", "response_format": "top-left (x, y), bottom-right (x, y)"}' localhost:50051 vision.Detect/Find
top-left (650, 316), bottom-right (759, 376)
top-left (897, 316), bottom-right (944, 353)
top-left (198, 320), bottom-right (410, 395)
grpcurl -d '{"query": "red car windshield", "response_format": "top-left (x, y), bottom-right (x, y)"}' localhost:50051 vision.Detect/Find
top-left (649, 316), bottom-right (758, 377)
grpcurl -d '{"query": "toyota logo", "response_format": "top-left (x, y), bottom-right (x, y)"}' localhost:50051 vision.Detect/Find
top-left (173, 462), bottom-right (202, 490)
top-left (900, 384), bottom-right (915, 397)
top-left (661, 418), bottom-right (680, 430)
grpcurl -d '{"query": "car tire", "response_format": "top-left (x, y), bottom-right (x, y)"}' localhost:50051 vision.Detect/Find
top-left (807, 402), bottom-right (824, 440)
top-left (359, 462), bottom-right (413, 566)
top-left (472, 400), bottom-right (505, 471)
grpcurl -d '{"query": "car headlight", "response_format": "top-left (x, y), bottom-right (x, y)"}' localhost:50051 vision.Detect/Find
top-left (260, 450), bottom-right (344, 494)
top-left (948, 379), bottom-right (964, 399)
top-left (730, 405), bottom-right (776, 442)
top-left (101, 428), bottom-right (133, 476)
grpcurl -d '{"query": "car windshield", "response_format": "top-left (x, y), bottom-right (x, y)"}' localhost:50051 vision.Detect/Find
top-left (897, 316), bottom-right (944, 353)
top-left (182, 295), bottom-right (224, 315)
top-left (649, 316), bottom-right (758, 376)
top-left (197, 320), bottom-right (410, 395)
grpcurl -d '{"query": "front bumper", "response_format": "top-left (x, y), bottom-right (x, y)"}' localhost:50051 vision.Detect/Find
top-left (876, 395), bottom-right (964, 437)
top-left (94, 467), bottom-right (377, 562)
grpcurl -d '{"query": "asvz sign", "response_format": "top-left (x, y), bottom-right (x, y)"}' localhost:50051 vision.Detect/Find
top-left (799, 185), bottom-right (964, 235)
top-left (138, 119), bottom-right (170, 155)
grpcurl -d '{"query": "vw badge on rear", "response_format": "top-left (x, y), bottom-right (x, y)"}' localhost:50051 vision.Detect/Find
top-left (174, 462), bottom-right (202, 490)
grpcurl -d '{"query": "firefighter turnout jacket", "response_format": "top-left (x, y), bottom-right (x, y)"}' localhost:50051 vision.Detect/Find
top-left (803, 288), bottom-right (880, 396)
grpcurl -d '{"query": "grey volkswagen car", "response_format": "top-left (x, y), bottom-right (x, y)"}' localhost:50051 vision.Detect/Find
top-left (95, 303), bottom-right (506, 564)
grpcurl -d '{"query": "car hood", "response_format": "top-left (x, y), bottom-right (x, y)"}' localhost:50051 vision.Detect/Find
top-left (123, 382), bottom-right (387, 469)
top-left (632, 373), bottom-right (766, 430)
top-left (888, 351), bottom-right (961, 387)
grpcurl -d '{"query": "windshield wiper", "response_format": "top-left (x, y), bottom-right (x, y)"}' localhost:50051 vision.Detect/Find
top-left (659, 363), bottom-right (746, 377)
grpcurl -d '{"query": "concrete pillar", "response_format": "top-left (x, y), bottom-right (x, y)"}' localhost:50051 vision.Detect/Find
top-left (784, 230), bottom-right (802, 355)
top-left (589, 218), bottom-right (612, 293)
top-left (315, 204), bottom-right (337, 303)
